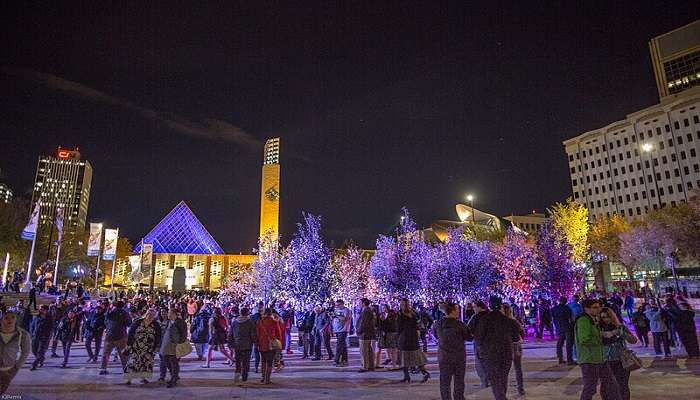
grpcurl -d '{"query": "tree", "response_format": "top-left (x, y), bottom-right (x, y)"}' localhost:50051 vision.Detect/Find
top-left (647, 201), bottom-right (700, 262)
top-left (536, 223), bottom-right (583, 300)
top-left (330, 244), bottom-right (373, 303)
top-left (251, 231), bottom-right (286, 304)
top-left (494, 229), bottom-right (539, 302)
top-left (285, 213), bottom-right (333, 307)
top-left (220, 268), bottom-right (256, 304)
top-left (589, 214), bottom-right (631, 264)
top-left (549, 198), bottom-right (590, 264)
top-left (0, 199), bottom-right (30, 277)
top-left (619, 221), bottom-right (676, 292)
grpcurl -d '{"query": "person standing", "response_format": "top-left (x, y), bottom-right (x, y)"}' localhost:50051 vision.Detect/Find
top-left (190, 305), bottom-right (210, 361)
top-left (29, 305), bottom-right (53, 370)
top-left (432, 303), bottom-right (470, 400)
top-left (84, 305), bottom-right (105, 363)
top-left (0, 311), bottom-right (31, 395)
top-left (676, 302), bottom-right (700, 358)
top-left (397, 298), bottom-right (430, 383)
top-left (159, 308), bottom-right (187, 388)
top-left (124, 308), bottom-right (162, 385)
top-left (250, 301), bottom-right (265, 373)
top-left (575, 299), bottom-right (621, 400)
top-left (599, 307), bottom-right (637, 400)
top-left (630, 305), bottom-right (650, 348)
top-left (551, 296), bottom-right (574, 365)
top-left (281, 303), bottom-right (295, 355)
top-left (312, 305), bottom-right (333, 361)
top-left (503, 304), bottom-right (526, 396)
top-left (300, 305), bottom-right (316, 359)
top-left (623, 292), bottom-right (635, 322)
top-left (356, 298), bottom-right (376, 372)
top-left (255, 308), bottom-right (282, 385)
top-left (644, 304), bottom-right (671, 357)
top-left (230, 307), bottom-right (257, 384)
top-left (378, 304), bottom-right (399, 369)
top-left (473, 296), bottom-right (521, 400)
top-left (536, 299), bottom-right (554, 340)
top-left (467, 300), bottom-right (489, 389)
top-left (332, 299), bottom-right (351, 367)
top-left (99, 301), bottom-right (132, 375)
top-left (417, 304), bottom-right (433, 353)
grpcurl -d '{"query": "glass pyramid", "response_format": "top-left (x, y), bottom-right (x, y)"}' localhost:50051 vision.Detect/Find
top-left (133, 201), bottom-right (224, 255)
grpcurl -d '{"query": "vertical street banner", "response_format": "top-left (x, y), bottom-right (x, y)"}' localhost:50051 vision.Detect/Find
top-left (102, 228), bottom-right (119, 261)
top-left (55, 208), bottom-right (64, 245)
top-left (21, 202), bottom-right (41, 241)
top-left (87, 223), bottom-right (103, 256)
top-left (141, 243), bottom-right (153, 268)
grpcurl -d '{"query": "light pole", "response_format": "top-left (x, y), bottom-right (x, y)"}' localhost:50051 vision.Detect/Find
top-left (466, 194), bottom-right (475, 224)
top-left (642, 143), bottom-right (662, 209)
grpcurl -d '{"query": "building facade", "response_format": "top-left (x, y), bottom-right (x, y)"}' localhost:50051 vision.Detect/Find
top-left (650, 19), bottom-right (700, 99)
top-left (564, 21), bottom-right (700, 222)
top-left (503, 212), bottom-right (548, 234)
top-left (31, 147), bottom-right (92, 229)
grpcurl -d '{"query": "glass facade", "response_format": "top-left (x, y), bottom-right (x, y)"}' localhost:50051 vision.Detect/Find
top-left (665, 50), bottom-right (700, 94)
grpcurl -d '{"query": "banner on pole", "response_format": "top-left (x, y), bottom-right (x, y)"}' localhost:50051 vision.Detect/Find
top-left (141, 243), bottom-right (153, 268)
top-left (102, 228), bottom-right (119, 261)
top-left (55, 208), bottom-right (64, 245)
top-left (128, 255), bottom-right (141, 271)
top-left (87, 223), bottom-right (103, 257)
top-left (21, 202), bottom-right (41, 241)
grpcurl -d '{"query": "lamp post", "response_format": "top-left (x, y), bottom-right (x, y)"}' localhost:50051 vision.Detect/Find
top-left (466, 194), bottom-right (475, 224)
top-left (642, 143), bottom-right (662, 209)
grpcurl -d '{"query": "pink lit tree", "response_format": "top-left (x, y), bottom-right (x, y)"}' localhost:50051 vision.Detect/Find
top-left (494, 229), bottom-right (539, 302)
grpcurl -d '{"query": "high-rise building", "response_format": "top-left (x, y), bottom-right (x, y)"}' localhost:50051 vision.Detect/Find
top-left (31, 146), bottom-right (93, 230)
top-left (564, 22), bottom-right (700, 222)
top-left (259, 138), bottom-right (280, 238)
top-left (650, 19), bottom-right (700, 99)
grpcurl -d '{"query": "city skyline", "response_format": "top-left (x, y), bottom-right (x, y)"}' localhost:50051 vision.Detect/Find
top-left (1, 3), bottom-right (699, 251)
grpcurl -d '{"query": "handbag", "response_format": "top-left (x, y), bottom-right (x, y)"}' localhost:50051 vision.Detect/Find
top-left (263, 322), bottom-right (282, 350)
top-left (620, 348), bottom-right (642, 371)
top-left (175, 341), bottom-right (193, 358)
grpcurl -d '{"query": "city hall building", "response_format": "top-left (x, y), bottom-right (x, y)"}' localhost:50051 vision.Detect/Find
top-left (111, 138), bottom-right (281, 291)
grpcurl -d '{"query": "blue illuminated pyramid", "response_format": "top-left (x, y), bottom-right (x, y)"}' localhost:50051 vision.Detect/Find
top-left (133, 201), bottom-right (224, 255)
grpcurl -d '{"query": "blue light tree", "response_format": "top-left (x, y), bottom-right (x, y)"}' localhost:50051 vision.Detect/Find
top-left (251, 231), bottom-right (286, 305)
top-left (536, 222), bottom-right (583, 300)
top-left (494, 229), bottom-right (539, 303)
top-left (285, 213), bottom-right (333, 307)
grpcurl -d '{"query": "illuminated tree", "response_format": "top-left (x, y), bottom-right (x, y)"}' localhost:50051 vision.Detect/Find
top-left (219, 268), bottom-right (256, 304)
top-left (330, 244), bottom-right (373, 303)
top-left (494, 229), bottom-right (539, 302)
top-left (536, 223), bottom-right (583, 300)
top-left (252, 231), bottom-right (286, 304)
top-left (285, 213), bottom-right (333, 307)
top-left (549, 198), bottom-right (590, 264)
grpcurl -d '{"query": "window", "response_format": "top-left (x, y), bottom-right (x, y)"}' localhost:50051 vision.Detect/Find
top-left (688, 181), bottom-right (693, 189)
top-left (625, 194), bottom-right (631, 202)
top-left (660, 141), bottom-right (665, 150)
top-left (639, 132), bottom-right (645, 139)
top-left (618, 195), bottom-right (623, 204)
top-left (596, 147), bottom-right (600, 154)
top-left (665, 125), bottom-right (670, 133)
top-left (631, 178), bottom-right (636, 186)
top-left (689, 133), bottom-right (694, 142)
top-left (569, 154), bottom-right (574, 162)
top-left (677, 136), bottom-right (683, 144)
top-left (574, 191), bottom-right (580, 199)
top-left (668, 139), bottom-right (674, 147)
top-left (691, 149), bottom-right (696, 157)
top-left (672, 153), bottom-right (677, 162)
top-left (633, 193), bottom-right (639, 200)
top-left (665, 171), bottom-right (671, 179)
top-left (626, 151), bottom-right (631, 158)
top-left (623, 180), bottom-right (629, 188)
top-left (694, 115), bottom-right (699, 124)
top-left (684, 166), bottom-right (690, 175)
top-left (624, 138), bottom-right (629, 145)
top-left (570, 167), bottom-right (576, 173)
top-left (681, 151), bottom-right (687, 160)
top-left (642, 191), bottom-right (647, 199)
top-left (684, 118), bottom-right (689, 127)
top-left (662, 156), bottom-right (668, 164)
top-left (677, 183), bottom-right (683, 193)
top-left (668, 185), bottom-right (674, 194)
top-left (636, 207), bottom-right (642, 215)
top-left (572, 179), bottom-right (577, 187)
top-left (616, 182), bottom-right (621, 190)
top-left (695, 164), bottom-right (700, 173)
top-left (657, 127), bottom-right (662, 135)
top-left (674, 121), bottom-right (680, 130)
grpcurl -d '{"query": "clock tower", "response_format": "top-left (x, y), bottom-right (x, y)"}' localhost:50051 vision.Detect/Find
top-left (259, 138), bottom-right (281, 239)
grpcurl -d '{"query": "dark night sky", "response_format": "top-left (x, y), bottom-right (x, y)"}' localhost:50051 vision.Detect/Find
top-left (1, 2), bottom-right (699, 251)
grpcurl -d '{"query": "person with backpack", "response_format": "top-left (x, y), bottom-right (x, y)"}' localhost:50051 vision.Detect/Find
top-left (575, 299), bottom-right (621, 400)
top-left (202, 307), bottom-right (234, 368)
top-left (190, 305), bottom-right (210, 361)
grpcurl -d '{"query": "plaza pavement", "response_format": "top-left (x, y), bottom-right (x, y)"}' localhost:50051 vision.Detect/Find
top-left (9, 333), bottom-right (700, 400)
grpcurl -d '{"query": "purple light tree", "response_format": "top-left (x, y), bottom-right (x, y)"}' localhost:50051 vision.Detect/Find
top-left (536, 223), bottom-right (583, 300)
top-left (285, 213), bottom-right (333, 307)
top-left (330, 244), bottom-right (376, 303)
top-left (494, 229), bottom-right (539, 303)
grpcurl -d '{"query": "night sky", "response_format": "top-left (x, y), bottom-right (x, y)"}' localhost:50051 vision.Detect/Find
top-left (1, 2), bottom-right (699, 252)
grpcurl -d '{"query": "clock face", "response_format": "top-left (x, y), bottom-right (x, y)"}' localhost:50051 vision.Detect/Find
top-left (265, 187), bottom-right (279, 201)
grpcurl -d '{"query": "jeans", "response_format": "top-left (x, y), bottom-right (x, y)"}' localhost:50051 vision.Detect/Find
top-left (193, 343), bottom-right (207, 359)
top-left (474, 343), bottom-right (489, 388)
top-left (634, 327), bottom-right (649, 347)
top-left (161, 355), bottom-right (180, 381)
top-left (512, 352), bottom-right (524, 392)
top-left (61, 339), bottom-right (73, 364)
top-left (314, 331), bottom-right (333, 359)
top-left (85, 330), bottom-right (103, 360)
top-left (556, 326), bottom-right (574, 362)
top-left (284, 328), bottom-right (292, 351)
top-left (253, 343), bottom-right (260, 371)
top-left (334, 332), bottom-right (348, 364)
top-left (652, 331), bottom-right (671, 356)
top-left (101, 338), bottom-right (128, 370)
top-left (234, 348), bottom-right (252, 381)
top-left (483, 357), bottom-right (511, 400)
top-left (606, 360), bottom-right (630, 400)
top-left (537, 321), bottom-right (554, 339)
top-left (359, 339), bottom-right (375, 370)
top-left (303, 332), bottom-right (315, 357)
top-left (419, 330), bottom-right (428, 352)
top-left (439, 358), bottom-right (466, 400)
top-left (580, 362), bottom-right (621, 400)
top-left (31, 337), bottom-right (50, 368)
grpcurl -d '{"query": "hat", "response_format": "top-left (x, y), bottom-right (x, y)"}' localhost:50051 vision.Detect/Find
top-left (489, 296), bottom-right (502, 310)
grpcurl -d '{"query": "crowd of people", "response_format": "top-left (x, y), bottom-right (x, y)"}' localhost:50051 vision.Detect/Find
top-left (0, 285), bottom-right (696, 399)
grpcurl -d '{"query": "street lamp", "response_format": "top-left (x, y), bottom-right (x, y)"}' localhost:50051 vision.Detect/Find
top-left (642, 143), bottom-right (662, 209)
top-left (466, 194), bottom-right (475, 224)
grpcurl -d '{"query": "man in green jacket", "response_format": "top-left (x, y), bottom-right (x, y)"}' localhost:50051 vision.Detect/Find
top-left (575, 299), bottom-right (621, 400)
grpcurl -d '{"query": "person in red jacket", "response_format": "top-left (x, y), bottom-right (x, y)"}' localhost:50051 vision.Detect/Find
top-left (256, 309), bottom-right (282, 384)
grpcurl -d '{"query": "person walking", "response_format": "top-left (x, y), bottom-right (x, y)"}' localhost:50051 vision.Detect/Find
top-left (85, 305), bottom-right (106, 363)
top-left (280, 303), bottom-right (295, 355)
top-left (472, 296), bottom-right (521, 400)
top-left (29, 305), bottom-right (53, 371)
top-left (575, 299), bottom-right (621, 400)
top-left (255, 308), bottom-right (282, 385)
top-left (623, 292), bottom-right (635, 322)
top-left (202, 307), bottom-right (234, 368)
top-left (312, 305), bottom-right (333, 361)
top-left (159, 308), bottom-right (187, 388)
top-left (0, 311), bottom-right (31, 395)
top-left (676, 302), bottom-right (700, 358)
top-left (56, 310), bottom-right (79, 368)
top-left (250, 301), bottom-right (265, 373)
top-left (99, 301), bottom-right (132, 375)
top-left (644, 304), bottom-right (671, 357)
top-left (551, 296), bottom-right (575, 365)
top-left (503, 304), bottom-right (526, 396)
top-left (356, 298), bottom-right (376, 372)
top-left (190, 305), bottom-right (210, 361)
top-left (230, 307), bottom-right (256, 384)
top-left (630, 305), bottom-right (650, 348)
top-left (432, 302), bottom-right (470, 400)
top-left (49, 300), bottom-right (66, 358)
top-left (536, 299), bottom-right (554, 340)
top-left (397, 298), bottom-right (430, 383)
top-left (467, 300), bottom-right (489, 388)
top-left (599, 307), bottom-right (637, 400)
top-left (332, 299), bottom-right (351, 367)
top-left (124, 308), bottom-right (162, 385)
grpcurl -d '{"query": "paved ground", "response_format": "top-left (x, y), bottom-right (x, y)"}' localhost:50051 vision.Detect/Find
top-left (9, 333), bottom-right (700, 400)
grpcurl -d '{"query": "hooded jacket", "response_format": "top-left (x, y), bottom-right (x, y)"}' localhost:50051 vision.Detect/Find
top-left (229, 315), bottom-right (257, 350)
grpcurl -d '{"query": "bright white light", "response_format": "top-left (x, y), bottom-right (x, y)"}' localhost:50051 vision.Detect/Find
top-left (466, 194), bottom-right (474, 202)
top-left (642, 143), bottom-right (653, 152)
